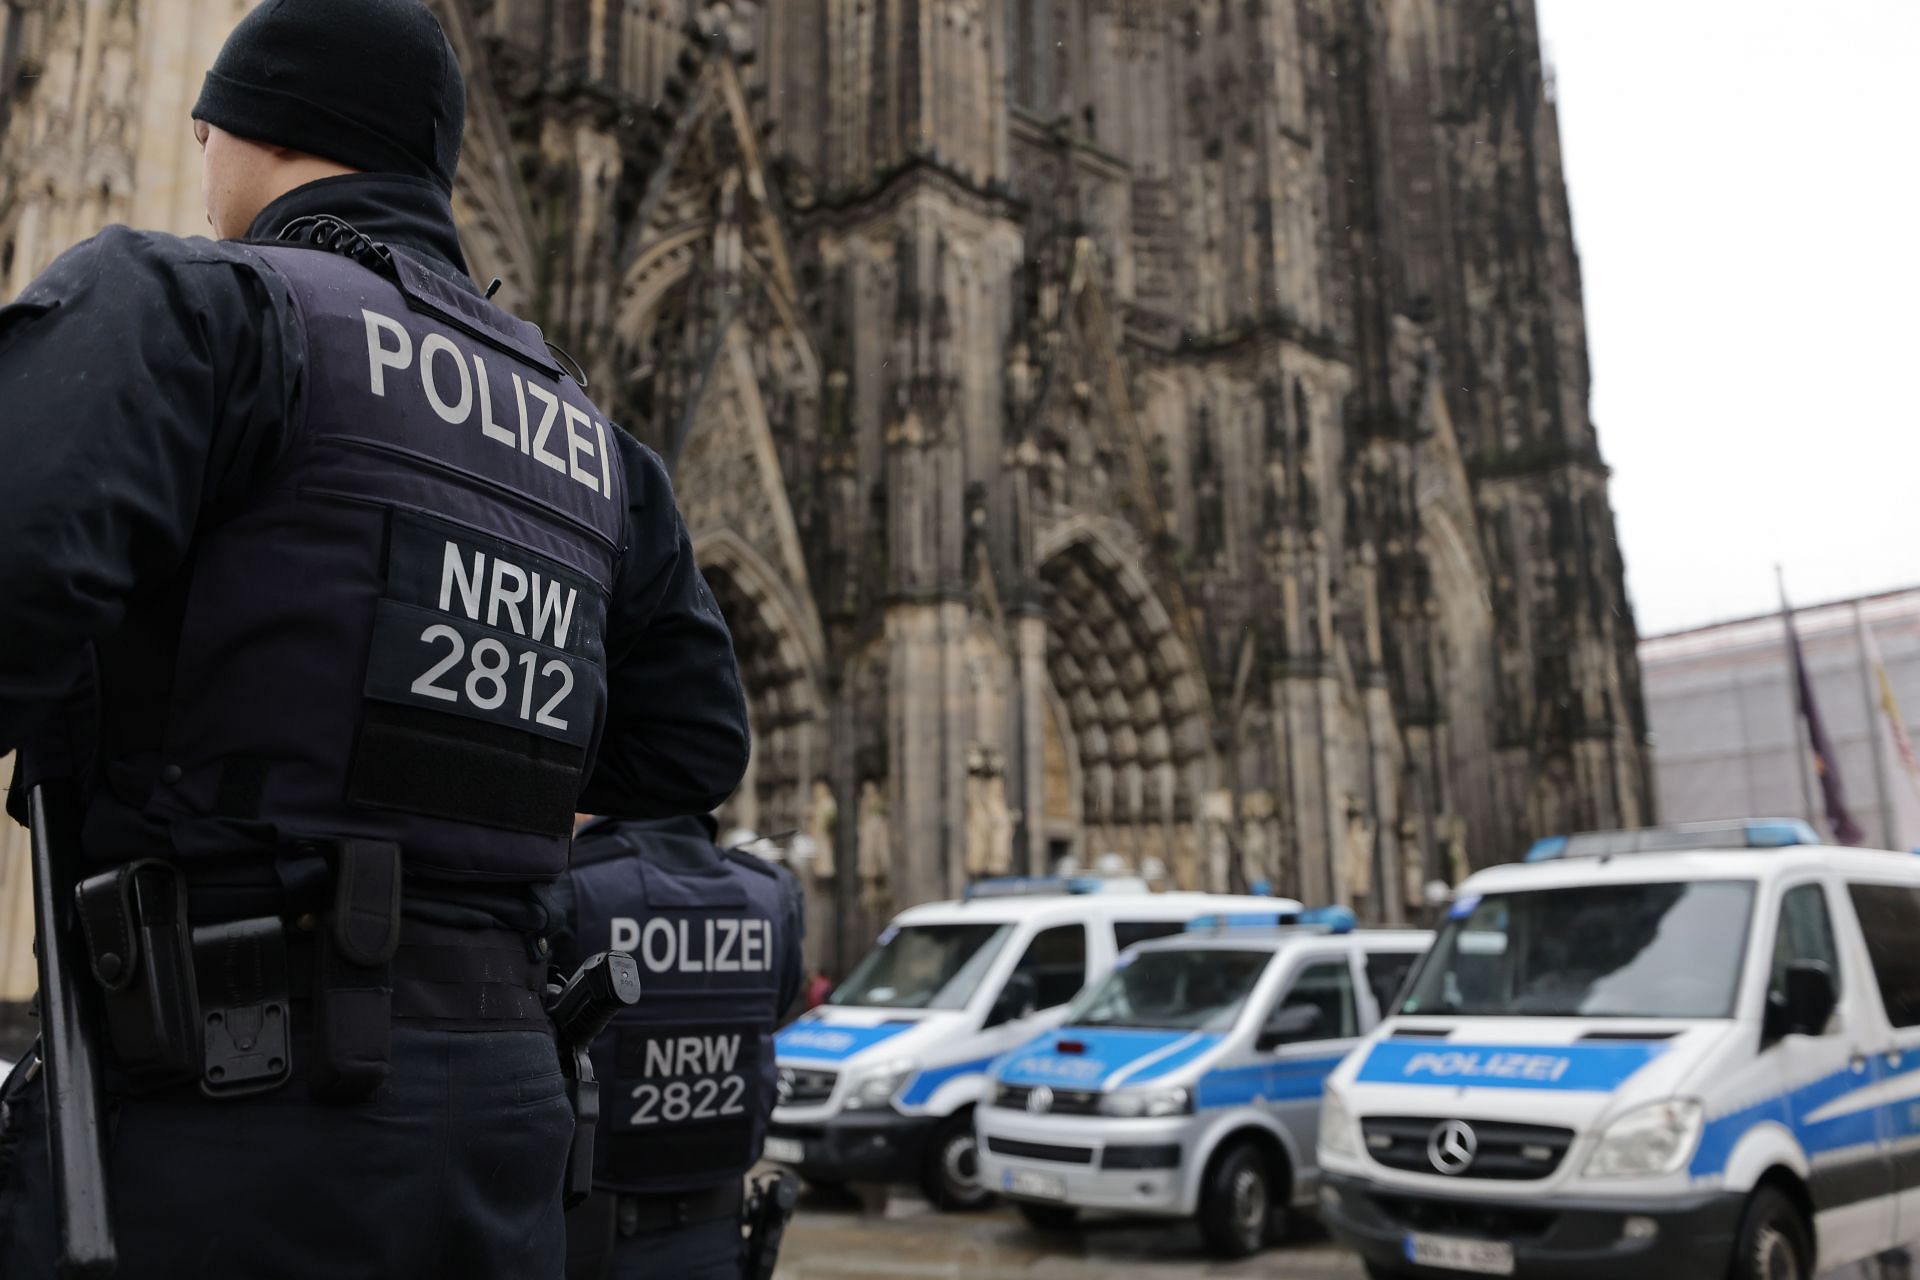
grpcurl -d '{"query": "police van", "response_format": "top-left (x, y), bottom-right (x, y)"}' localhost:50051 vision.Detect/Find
top-left (977, 911), bottom-right (1430, 1257)
top-left (766, 878), bottom-right (1299, 1209)
top-left (1319, 819), bottom-right (1920, 1280)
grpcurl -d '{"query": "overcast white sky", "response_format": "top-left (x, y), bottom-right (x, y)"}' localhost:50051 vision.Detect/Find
top-left (1532, 0), bottom-right (1920, 637)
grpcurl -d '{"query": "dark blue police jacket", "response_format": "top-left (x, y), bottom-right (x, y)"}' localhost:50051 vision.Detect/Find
top-left (0, 175), bottom-right (751, 917)
top-left (557, 815), bottom-right (803, 1194)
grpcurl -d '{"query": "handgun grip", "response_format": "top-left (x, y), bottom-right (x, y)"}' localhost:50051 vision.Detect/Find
top-left (549, 951), bottom-right (642, 1048)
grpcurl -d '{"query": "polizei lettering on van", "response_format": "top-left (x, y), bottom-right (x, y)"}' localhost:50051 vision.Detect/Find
top-left (610, 916), bottom-right (774, 974)
top-left (1402, 1051), bottom-right (1571, 1082)
top-left (362, 307), bottom-right (614, 501)
top-left (1354, 1039), bottom-right (1670, 1092)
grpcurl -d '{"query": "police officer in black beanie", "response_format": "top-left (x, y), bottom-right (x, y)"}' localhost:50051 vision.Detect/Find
top-left (0, 2), bottom-right (750, 1277)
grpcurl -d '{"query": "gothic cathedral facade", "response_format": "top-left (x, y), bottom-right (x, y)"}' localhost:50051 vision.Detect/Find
top-left (0, 0), bottom-right (1649, 968)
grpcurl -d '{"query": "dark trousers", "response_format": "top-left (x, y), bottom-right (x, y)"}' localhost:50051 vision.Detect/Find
top-left (566, 1188), bottom-right (743, 1280)
top-left (0, 1026), bottom-right (573, 1279)
top-left (610, 1217), bottom-right (742, 1280)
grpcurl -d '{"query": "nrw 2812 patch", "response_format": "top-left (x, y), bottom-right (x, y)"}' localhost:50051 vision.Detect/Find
top-left (363, 512), bottom-right (599, 746)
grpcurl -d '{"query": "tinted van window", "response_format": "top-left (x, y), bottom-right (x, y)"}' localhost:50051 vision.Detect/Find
top-left (1012, 924), bottom-right (1089, 1009)
top-left (1848, 883), bottom-right (1920, 1028)
top-left (1114, 920), bottom-right (1186, 951)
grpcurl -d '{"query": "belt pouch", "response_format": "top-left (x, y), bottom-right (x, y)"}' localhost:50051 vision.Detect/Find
top-left (310, 838), bottom-right (402, 1103)
top-left (75, 860), bottom-right (200, 1082)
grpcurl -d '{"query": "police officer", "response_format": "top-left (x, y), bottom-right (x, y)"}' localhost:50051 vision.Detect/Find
top-left (0, 2), bottom-right (749, 1277)
top-left (552, 815), bottom-right (803, 1279)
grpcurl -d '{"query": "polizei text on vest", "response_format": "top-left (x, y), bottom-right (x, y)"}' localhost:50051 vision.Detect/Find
top-left (611, 916), bottom-right (776, 974)
top-left (363, 308), bottom-right (615, 501)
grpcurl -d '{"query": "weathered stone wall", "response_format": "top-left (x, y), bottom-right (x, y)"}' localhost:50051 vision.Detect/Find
top-left (0, 0), bottom-right (1650, 973)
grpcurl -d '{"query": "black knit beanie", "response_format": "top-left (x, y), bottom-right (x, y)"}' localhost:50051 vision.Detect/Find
top-left (192, 0), bottom-right (465, 193)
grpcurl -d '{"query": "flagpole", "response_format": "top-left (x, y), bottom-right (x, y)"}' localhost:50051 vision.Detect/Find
top-left (1778, 567), bottom-right (1818, 829)
top-left (1854, 601), bottom-right (1897, 848)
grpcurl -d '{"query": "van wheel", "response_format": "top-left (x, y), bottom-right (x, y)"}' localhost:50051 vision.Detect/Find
top-left (1016, 1202), bottom-right (1080, 1232)
top-left (1198, 1140), bottom-right (1275, 1259)
top-left (921, 1112), bottom-right (992, 1211)
top-left (1730, 1186), bottom-right (1811, 1280)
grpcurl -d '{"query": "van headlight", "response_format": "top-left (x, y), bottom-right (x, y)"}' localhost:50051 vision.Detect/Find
top-left (1583, 1100), bottom-right (1703, 1178)
top-left (1320, 1088), bottom-right (1360, 1160)
top-left (1098, 1085), bottom-right (1191, 1118)
top-left (844, 1060), bottom-right (915, 1110)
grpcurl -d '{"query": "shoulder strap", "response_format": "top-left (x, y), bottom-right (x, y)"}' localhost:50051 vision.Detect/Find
top-left (721, 847), bottom-right (779, 881)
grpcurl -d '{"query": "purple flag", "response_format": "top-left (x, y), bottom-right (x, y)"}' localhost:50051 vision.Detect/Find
top-left (1784, 602), bottom-right (1866, 845)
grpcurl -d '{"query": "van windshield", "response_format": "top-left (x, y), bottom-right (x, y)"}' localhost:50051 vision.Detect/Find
top-left (1064, 948), bottom-right (1271, 1031)
top-left (829, 922), bottom-right (1012, 1010)
top-left (1401, 880), bottom-right (1756, 1018)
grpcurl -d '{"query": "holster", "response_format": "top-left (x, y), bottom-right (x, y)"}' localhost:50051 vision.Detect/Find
top-left (74, 860), bottom-right (200, 1085)
top-left (742, 1171), bottom-right (799, 1280)
top-left (74, 838), bottom-right (403, 1103)
top-left (308, 838), bottom-right (402, 1103)
top-left (562, 1043), bottom-right (600, 1209)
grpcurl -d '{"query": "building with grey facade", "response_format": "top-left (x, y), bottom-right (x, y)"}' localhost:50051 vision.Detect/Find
top-left (1640, 586), bottom-right (1920, 853)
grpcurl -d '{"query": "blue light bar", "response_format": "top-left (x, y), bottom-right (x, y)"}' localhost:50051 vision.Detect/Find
top-left (1525, 819), bottom-right (1820, 861)
top-left (1182, 905), bottom-right (1355, 935)
top-left (965, 876), bottom-right (1069, 900)
top-left (1297, 905), bottom-right (1358, 934)
top-left (1185, 911), bottom-right (1289, 932)
top-left (1743, 821), bottom-right (1817, 848)
top-left (1524, 835), bottom-right (1568, 863)
top-left (963, 874), bottom-right (1149, 900)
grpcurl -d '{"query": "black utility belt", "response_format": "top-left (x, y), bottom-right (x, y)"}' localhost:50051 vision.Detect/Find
top-left (614, 1181), bottom-right (745, 1237)
top-left (74, 839), bottom-right (549, 1104)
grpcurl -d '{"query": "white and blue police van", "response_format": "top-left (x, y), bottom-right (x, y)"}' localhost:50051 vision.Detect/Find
top-left (976, 909), bottom-right (1429, 1257)
top-left (1319, 819), bottom-right (1920, 1280)
top-left (765, 877), bottom-right (1300, 1209)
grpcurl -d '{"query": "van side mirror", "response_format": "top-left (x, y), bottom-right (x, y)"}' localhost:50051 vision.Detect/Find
top-left (1255, 1002), bottom-right (1322, 1051)
top-left (987, 972), bottom-right (1038, 1028)
top-left (1783, 961), bottom-right (1838, 1036)
top-left (1766, 960), bottom-right (1837, 1044)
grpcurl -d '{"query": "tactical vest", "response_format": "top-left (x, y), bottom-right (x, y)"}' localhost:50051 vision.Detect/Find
top-left (86, 237), bottom-right (628, 882)
top-left (567, 819), bottom-right (793, 1194)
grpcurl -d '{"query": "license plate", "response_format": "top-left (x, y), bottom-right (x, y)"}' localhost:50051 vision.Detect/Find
top-left (1404, 1233), bottom-right (1515, 1276)
top-left (1002, 1168), bottom-right (1067, 1200)
top-left (763, 1137), bottom-right (804, 1164)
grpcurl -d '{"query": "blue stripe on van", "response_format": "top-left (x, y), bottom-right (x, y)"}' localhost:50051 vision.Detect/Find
top-left (898, 1055), bottom-right (998, 1106)
top-left (775, 1020), bottom-right (913, 1063)
top-left (1120, 1033), bottom-right (1227, 1084)
top-left (1691, 1055), bottom-right (1920, 1177)
top-left (1195, 1055), bottom-right (1347, 1110)
top-left (995, 1028), bottom-right (1221, 1089)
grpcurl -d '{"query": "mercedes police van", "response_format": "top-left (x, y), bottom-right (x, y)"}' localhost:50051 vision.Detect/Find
top-left (1319, 819), bottom-right (1920, 1280)
top-left (977, 911), bottom-right (1430, 1257)
top-left (766, 878), bottom-right (1299, 1209)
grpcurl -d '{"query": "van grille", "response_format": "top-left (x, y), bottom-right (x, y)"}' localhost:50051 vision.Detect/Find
top-left (1361, 1116), bottom-right (1574, 1181)
top-left (778, 1066), bottom-right (837, 1108)
top-left (985, 1136), bottom-right (1095, 1165)
top-left (992, 1083), bottom-right (1100, 1115)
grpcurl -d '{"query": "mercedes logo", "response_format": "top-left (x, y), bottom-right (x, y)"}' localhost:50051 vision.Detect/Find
top-left (776, 1069), bottom-right (795, 1105)
top-left (1026, 1085), bottom-right (1054, 1115)
top-left (1427, 1119), bottom-right (1478, 1176)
